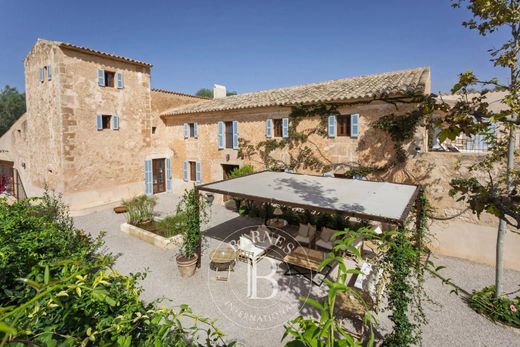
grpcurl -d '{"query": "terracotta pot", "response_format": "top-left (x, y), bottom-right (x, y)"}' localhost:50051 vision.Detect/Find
top-left (113, 206), bottom-right (127, 214)
top-left (176, 254), bottom-right (198, 278)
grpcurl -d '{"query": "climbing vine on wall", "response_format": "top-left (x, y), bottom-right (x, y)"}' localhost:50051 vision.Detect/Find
top-left (238, 94), bottom-right (438, 180)
top-left (238, 103), bottom-right (343, 172)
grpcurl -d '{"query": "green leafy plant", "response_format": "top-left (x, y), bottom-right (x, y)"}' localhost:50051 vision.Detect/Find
top-left (0, 194), bottom-right (231, 346)
top-left (228, 164), bottom-right (255, 179)
top-left (0, 196), bottom-right (101, 306)
top-left (122, 195), bottom-right (157, 225)
top-left (469, 286), bottom-right (520, 328)
top-left (228, 165), bottom-right (255, 210)
top-left (283, 232), bottom-right (375, 347)
top-left (158, 212), bottom-right (188, 238)
top-left (175, 189), bottom-right (209, 259)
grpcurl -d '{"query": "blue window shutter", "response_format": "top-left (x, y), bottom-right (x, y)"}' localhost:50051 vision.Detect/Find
top-left (166, 158), bottom-right (172, 192)
top-left (195, 162), bottom-right (201, 184)
top-left (350, 113), bottom-right (360, 138)
top-left (232, 120), bottom-right (239, 149)
top-left (47, 65), bottom-right (52, 81)
top-left (194, 123), bottom-right (198, 138)
top-left (97, 68), bottom-right (105, 86)
top-left (217, 121), bottom-right (224, 149)
top-left (327, 115), bottom-right (336, 138)
top-left (266, 119), bottom-right (273, 138)
top-left (282, 117), bottom-right (289, 138)
top-left (96, 114), bottom-right (103, 130)
top-left (116, 72), bottom-right (124, 89)
top-left (183, 161), bottom-right (188, 182)
top-left (39, 67), bottom-right (44, 82)
top-left (112, 113), bottom-right (119, 130)
top-left (144, 160), bottom-right (153, 195)
top-left (184, 123), bottom-right (189, 138)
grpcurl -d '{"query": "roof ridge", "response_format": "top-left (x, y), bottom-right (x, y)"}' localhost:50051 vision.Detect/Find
top-left (34, 38), bottom-right (152, 67)
top-left (224, 66), bottom-right (429, 99)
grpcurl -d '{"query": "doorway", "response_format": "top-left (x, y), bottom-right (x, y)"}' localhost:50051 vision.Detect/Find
top-left (222, 164), bottom-right (239, 201)
top-left (152, 159), bottom-right (166, 194)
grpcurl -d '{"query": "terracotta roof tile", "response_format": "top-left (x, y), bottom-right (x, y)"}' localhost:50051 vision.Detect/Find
top-left (151, 88), bottom-right (208, 99)
top-left (52, 40), bottom-right (152, 67)
top-left (161, 67), bottom-right (430, 116)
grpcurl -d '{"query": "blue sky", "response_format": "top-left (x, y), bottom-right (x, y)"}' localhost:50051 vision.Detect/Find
top-left (0, 0), bottom-right (509, 94)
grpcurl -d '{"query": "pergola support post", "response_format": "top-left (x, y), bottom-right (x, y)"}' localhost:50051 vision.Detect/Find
top-left (414, 186), bottom-right (424, 266)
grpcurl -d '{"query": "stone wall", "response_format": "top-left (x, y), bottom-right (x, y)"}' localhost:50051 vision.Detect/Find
top-left (161, 102), bottom-right (520, 270)
top-left (160, 101), bottom-right (418, 195)
top-left (23, 40), bottom-right (65, 192)
top-left (57, 47), bottom-right (153, 209)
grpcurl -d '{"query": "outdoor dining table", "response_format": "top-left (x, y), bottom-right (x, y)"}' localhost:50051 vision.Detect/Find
top-left (283, 246), bottom-right (333, 286)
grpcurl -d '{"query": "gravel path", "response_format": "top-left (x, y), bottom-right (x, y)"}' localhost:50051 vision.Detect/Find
top-left (73, 193), bottom-right (520, 347)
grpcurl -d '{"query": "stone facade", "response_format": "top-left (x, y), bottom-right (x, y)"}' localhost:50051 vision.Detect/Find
top-left (2, 39), bottom-right (202, 210)
top-left (1, 39), bottom-right (518, 270)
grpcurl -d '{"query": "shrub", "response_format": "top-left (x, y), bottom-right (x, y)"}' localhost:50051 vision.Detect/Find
top-left (158, 212), bottom-right (188, 238)
top-left (228, 164), bottom-right (254, 179)
top-left (122, 195), bottom-right (157, 225)
top-left (0, 194), bottom-right (229, 346)
top-left (469, 286), bottom-right (520, 328)
top-left (228, 165), bottom-right (255, 211)
top-left (0, 197), bottom-right (100, 306)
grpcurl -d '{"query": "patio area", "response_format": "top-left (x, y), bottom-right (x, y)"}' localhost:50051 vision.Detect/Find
top-left (74, 192), bottom-right (520, 347)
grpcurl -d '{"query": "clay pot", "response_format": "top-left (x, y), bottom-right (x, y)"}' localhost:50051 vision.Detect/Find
top-left (176, 254), bottom-right (198, 278)
top-left (113, 206), bottom-right (127, 214)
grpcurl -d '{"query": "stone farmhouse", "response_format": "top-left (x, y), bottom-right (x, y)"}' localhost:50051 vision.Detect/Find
top-left (0, 39), bottom-right (519, 269)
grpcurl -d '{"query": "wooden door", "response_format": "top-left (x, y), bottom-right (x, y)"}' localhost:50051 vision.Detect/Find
top-left (152, 159), bottom-right (165, 194)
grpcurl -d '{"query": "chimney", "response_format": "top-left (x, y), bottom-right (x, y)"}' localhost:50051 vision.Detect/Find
top-left (213, 84), bottom-right (227, 99)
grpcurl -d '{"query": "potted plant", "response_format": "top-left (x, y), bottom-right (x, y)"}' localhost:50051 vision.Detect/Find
top-left (175, 188), bottom-right (208, 278)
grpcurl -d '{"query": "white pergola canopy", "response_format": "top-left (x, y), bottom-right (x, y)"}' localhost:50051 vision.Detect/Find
top-left (197, 171), bottom-right (420, 225)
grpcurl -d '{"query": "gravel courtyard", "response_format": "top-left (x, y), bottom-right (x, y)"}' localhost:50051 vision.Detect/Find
top-left (73, 193), bottom-right (520, 347)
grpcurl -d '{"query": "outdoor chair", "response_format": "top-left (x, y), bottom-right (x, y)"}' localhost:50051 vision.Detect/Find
top-left (332, 258), bottom-right (388, 330)
top-left (294, 223), bottom-right (316, 247)
top-left (316, 227), bottom-right (364, 256)
top-left (237, 235), bottom-right (267, 264)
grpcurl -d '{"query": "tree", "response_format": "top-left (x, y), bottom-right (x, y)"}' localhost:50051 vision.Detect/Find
top-left (195, 88), bottom-right (213, 98)
top-left (0, 85), bottom-right (26, 136)
top-left (441, 0), bottom-right (520, 298)
top-left (195, 88), bottom-right (238, 98)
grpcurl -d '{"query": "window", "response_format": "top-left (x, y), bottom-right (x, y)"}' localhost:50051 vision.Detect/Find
top-left (189, 161), bottom-right (197, 181)
top-left (428, 118), bottom-right (494, 153)
top-left (184, 123), bottom-right (198, 138)
top-left (104, 71), bottom-right (115, 87)
top-left (225, 121), bottom-right (233, 148)
top-left (273, 119), bottom-right (283, 137)
top-left (337, 115), bottom-right (351, 137)
top-left (101, 115), bottom-right (111, 129)
top-left (152, 126), bottom-right (157, 134)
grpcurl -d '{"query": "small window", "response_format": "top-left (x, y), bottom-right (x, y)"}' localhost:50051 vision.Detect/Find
top-left (152, 126), bottom-right (157, 134)
top-left (273, 119), bottom-right (283, 137)
top-left (104, 71), bottom-right (115, 87)
top-left (189, 161), bottom-right (197, 181)
top-left (225, 121), bottom-right (233, 148)
top-left (337, 115), bottom-right (351, 137)
top-left (102, 115), bottom-right (112, 129)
